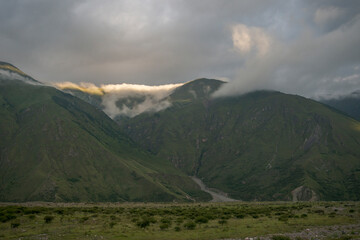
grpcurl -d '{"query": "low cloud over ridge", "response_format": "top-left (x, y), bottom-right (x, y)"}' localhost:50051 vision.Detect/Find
top-left (55, 82), bottom-right (183, 118)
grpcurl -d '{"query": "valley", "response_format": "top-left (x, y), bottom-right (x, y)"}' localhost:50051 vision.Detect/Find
top-left (1, 1), bottom-right (360, 239)
top-left (1, 62), bottom-right (360, 203)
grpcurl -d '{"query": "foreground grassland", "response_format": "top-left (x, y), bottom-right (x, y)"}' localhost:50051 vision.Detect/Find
top-left (0, 202), bottom-right (359, 240)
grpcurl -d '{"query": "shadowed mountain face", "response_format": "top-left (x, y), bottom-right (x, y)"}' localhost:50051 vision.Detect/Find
top-left (0, 63), bottom-right (209, 202)
top-left (119, 79), bottom-right (360, 201)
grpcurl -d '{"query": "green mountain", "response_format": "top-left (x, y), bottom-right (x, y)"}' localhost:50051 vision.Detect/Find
top-left (0, 62), bottom-right (209, 202)
top-left (321, 91), bottom-right (360, 121)
top-left (119, 79), bottom-right (360, 201)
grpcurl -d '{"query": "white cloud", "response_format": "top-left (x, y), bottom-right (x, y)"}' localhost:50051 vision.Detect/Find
top-left (101, 83), bottom-right (183, 118)
top-left (214, 14), bottom-right (360, 99)
top-left (56, 82), bottom-right (183, 118)
top-left (0, 69), bottom-right (41, 85)
top-left (334, 74), bottom-right (359, 83)
top-left (232, 24), bottom-right (271, 56)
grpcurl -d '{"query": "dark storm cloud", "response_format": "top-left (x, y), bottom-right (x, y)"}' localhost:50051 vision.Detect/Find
top-left (0, 0), bottom-right (359, 98)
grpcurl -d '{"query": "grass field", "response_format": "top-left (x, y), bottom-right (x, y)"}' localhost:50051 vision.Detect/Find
top-left (0, 202), bottom-right (359, 240)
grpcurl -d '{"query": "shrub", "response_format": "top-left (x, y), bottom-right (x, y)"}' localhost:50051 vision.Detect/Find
top-left (0, 214), bottom-right (16, 223)
top-left (11, 222), bottom-right (20, 228)
top-left (109, 222), bottom-right (116, 228)
top-left (314, 209), bottom-right (324, 215)
top-left (24, 208), bottom-right (41, 215)
top-left (79, 216), bottom-right (89, 223)
top-left (160, 217), bottom-right (172, 224)
top-left (218, 219), bottom-right (227, 225)
top-left (136, 217), bottom-right (155, 229)
top-left (176, 217), bottom-right (184, 224)
top-left (44, 216), bottom-right (54, 223)
top-left (335, 237), bottom-right (352, 240)
top-left (236, 214), bottom-right (245, 219)
top-left (278, 215), bottom-right (288, 222)
top-left (195, 216), bottom-right (208, 224)
top-left (174, 226), bottom-right (181, 232)
top-left (55, 209), bottom-right (64, 215)
top-left (159, 223), bottom-right (169, 230)
top-left (183, 221), bottom-right (196, 230)
top-left (137, 220), bottom-right (150, 228)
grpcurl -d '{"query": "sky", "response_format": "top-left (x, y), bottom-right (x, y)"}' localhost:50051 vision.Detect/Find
top-left (1, 0), bottom-right (360, 100)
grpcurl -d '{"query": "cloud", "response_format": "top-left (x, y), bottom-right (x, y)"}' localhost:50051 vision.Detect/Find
top-left (56, 82), bottom-right (183, 118)
top-left (214, 11), bottom-right (360, 99)
top-left (232, 24), bottom-right (271, 56)
top-left (1, 0), bottom-right (360, 99)
top-left (0, 0), bottom-right (286, 85)
top-left (0, 69), bottom-right (41, 85)
top-left (314, 7), bottom-right (345, 28)
top-left (55, 82), bottom-right (104, 95)
top-left (333, 74), bottom-right (359, 83)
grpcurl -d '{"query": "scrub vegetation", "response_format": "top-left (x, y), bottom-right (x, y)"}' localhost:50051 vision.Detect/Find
top-left (0, 201), bottom-right (359, 240)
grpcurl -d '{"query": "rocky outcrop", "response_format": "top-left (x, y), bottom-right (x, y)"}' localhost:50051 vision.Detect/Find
top-left (291, 186), bottom-right (318, 201)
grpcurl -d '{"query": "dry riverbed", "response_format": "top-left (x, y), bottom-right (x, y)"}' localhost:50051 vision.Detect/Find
top-left (191, 176), bottom-right (237, 202)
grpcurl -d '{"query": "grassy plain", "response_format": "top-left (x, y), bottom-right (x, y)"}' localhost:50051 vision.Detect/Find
top-left (0, 201), bottom-right (359, 240)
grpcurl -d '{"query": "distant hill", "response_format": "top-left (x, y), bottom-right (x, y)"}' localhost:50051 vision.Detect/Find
top-left (119, 79), bottom-right (360, 201)
top-left (321, 91), bottom-right (360, 121)
top-left (0, 62), bottom-right (209, 202)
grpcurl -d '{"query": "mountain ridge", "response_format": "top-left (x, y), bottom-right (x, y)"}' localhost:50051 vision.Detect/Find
top-left (0, 62), bottom-right (210, 202)
top-left (320, 91), bottom-right (360, 121)
top-left (119, 80), bottom-right (360, 201)
top-left (2, 62), bottom-right (360, 202)
top-left (0, 61), bottom-right (39, 84)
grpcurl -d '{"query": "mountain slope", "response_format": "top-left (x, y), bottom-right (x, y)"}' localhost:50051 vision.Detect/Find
top-left (0, 64), bottom-right (209, 202)
top-left (120, 79), bottom-right (360, 201)
top-left (0, 62), bottom-right (39, 84)
top-left (321, 91), bottom-right (360, 121)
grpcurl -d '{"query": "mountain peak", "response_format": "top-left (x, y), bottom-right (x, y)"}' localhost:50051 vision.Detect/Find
top-left (170, 78), bottom-right (225, 101)
top-left (0, 61), bottom-right (39, 84)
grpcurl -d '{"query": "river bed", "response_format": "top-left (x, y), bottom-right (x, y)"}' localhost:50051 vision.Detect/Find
top-left (191, 176), bottom-right (237, 202)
